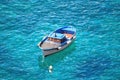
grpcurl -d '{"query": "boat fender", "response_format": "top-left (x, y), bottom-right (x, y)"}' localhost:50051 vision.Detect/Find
top-left (67, 41), bottom-right (71, 44)
top-left (73, 36), bottom-right (76, 39)
top-left (58, 47), bottom-right (61, 50)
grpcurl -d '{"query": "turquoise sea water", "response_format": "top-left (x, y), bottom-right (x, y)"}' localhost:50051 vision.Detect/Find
top-left (0, 0), bottom-right (120, 80)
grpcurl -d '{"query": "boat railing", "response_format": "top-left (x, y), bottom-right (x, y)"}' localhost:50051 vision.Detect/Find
top-left (40, 36), bottom-right (48, 46)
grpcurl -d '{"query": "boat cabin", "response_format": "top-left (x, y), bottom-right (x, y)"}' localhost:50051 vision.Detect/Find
top-left (48, 33), bottom-right (66, 43)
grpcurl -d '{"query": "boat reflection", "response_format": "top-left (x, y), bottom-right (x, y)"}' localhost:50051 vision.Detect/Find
top-left (38, 42), bottom-right (76, 69)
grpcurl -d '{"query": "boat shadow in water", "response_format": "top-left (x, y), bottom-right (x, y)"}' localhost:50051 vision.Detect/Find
top-left (38, 42), bottom-right (76, 68)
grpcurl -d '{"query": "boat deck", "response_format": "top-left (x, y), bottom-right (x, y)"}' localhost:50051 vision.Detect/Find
top-left (41, 41), bottom-right (60, 49)
top-left (64, 33), bottom-right (73, 39)
top-left (41, 33), bottom-right (73, 49)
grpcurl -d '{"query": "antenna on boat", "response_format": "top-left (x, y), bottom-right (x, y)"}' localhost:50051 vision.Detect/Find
top-left (55, 33), bottom-right (57, 37)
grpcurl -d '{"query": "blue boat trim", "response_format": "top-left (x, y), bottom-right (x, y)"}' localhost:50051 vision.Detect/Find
top-left (38, 26), bottom-right (76, 56)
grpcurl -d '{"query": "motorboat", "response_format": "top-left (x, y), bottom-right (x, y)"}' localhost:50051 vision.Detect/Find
top-left (38, 26), bottom-right (76, 57)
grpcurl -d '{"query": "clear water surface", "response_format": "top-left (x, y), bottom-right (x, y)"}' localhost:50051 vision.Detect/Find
top-left (0, 0), bottom-right (120, 80)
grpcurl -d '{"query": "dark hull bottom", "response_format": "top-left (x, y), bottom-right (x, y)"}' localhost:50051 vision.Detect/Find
top-left (43, 40), bottom-right (73, 57)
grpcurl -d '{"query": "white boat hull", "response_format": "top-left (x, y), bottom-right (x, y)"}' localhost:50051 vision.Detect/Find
top-left (43, 37), bottom-right (75, 57)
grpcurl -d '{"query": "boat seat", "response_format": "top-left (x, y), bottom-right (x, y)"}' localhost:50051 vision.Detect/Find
top-left (64, 33), bottom-right (73, 39)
